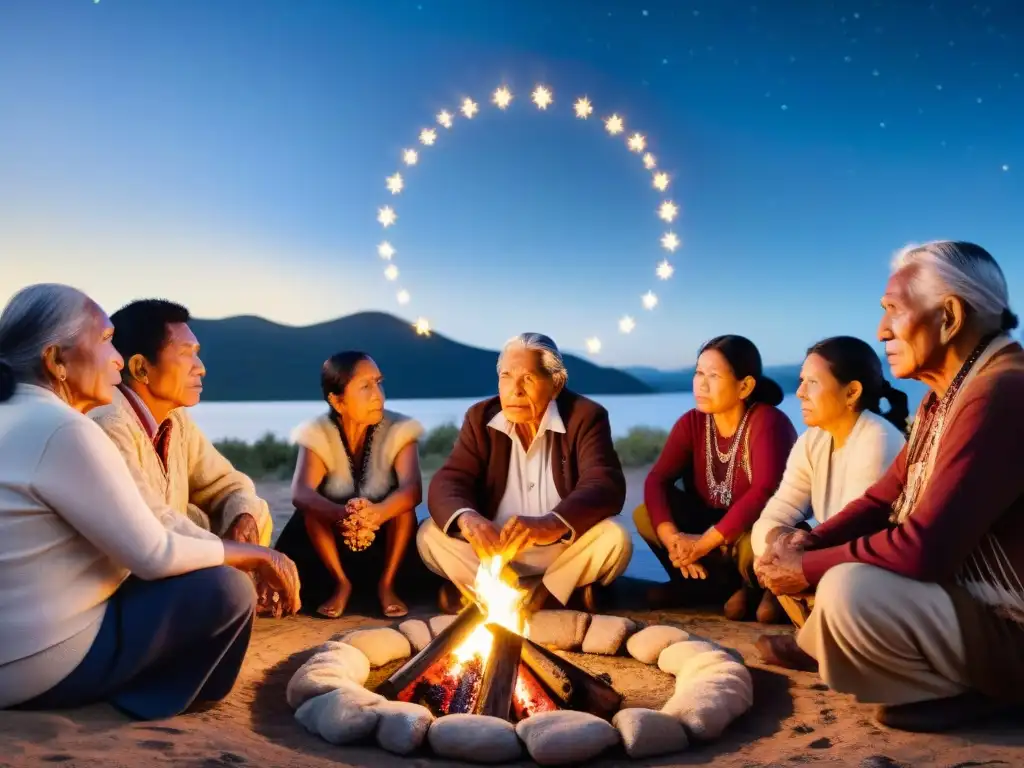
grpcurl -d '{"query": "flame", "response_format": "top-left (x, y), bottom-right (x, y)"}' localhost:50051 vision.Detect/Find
top-left (452, 556), bottom-right (529, 667)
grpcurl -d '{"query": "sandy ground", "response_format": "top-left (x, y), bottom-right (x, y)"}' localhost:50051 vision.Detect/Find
top-left (2, 474), bottom-right (1021, 767)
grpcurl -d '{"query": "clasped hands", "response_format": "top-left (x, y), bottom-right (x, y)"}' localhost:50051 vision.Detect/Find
top-left (753, 528), bottom-right (811, 595)
top-left (457, 510), bottom-right (568, 561)
top-left (338, 497), bottom-right (386, 552)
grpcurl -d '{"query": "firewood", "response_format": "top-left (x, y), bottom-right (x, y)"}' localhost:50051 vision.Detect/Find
top-left (474, 624), bottom-right (523, 719)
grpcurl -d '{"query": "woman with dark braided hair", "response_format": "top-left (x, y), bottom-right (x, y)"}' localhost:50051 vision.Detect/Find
top-left (274, 352), bottom-right (424, 618)
top-left (752, 336), bottom-right (908, 668)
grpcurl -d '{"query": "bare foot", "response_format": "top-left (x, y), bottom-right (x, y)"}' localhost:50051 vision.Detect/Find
top-left (378, 582), bottom-right (408, 618)
top-left (317, 581), bottom-right (352, 619)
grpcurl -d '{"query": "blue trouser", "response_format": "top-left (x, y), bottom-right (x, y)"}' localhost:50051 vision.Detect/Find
top-left (20, 566), bottom-right (256, 720)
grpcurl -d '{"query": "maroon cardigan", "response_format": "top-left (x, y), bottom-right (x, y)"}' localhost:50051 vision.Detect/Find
top-left (427, 390), bottom-right (626, 538)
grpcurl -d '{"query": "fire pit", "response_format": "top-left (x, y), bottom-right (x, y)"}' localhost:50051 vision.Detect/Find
top-left (286, 556), bottom-right (755, 764)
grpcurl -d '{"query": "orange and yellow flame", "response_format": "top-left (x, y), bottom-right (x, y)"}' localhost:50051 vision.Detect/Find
top-left (451, 556), bottom-right (529, 668)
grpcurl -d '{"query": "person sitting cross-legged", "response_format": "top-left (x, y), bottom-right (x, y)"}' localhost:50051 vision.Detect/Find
top-left (759, 241), bottom-right (1024, 732)
top-left (417, 333), bottom-right (632, 614)
top-left (90, 299), bottom-right (278, 614)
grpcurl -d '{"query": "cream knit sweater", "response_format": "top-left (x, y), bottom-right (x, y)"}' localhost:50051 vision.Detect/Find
top-left (91, 388), bottom-right (272, 544)
top-left (0, 385), bottom-right (225, 708)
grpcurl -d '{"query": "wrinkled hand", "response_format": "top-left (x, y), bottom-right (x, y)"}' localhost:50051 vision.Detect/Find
top-left (224, 514), bottom-right (261, 545)
top-left (499, 515), bottom-right (569, 560)
top-left (255, 576), bottom-right (284, 618)
top-left (756, 528), bottom-right (813, 585)
top-left (458, 511), bottom-right (502, 560)
top-left (666, 533), bottom-right (707, 579)
top-left (339, 501), bottom-right (382, 552)
top-left (255, 550), bottom-right (301, 615)
top-left (758, 546), bottom-right (809, 596)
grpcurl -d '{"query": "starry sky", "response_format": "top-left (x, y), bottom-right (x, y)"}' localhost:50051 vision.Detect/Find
top-left (0, 0), bottom-right (1020, 368)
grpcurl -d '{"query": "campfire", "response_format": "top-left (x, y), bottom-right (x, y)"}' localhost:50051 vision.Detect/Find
top-left (376, 557), bottom-right (622, 722)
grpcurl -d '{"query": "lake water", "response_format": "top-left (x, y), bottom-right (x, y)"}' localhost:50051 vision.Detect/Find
top-left (191, 392), bottom-right (810, 443)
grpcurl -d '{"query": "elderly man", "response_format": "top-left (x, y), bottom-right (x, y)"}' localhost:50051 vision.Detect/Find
top-left (757, 241), bottom-right (1024, 732)
top-left (417, 333), bottom-right (632, 613)
top-left (91, 300), bottom-right (277, 611)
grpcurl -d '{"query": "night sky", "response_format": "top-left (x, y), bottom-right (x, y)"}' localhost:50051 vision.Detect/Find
top-left (1, 0), bottom-right (1020, 367)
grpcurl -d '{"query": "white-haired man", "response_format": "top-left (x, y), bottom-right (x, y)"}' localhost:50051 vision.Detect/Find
top-left (758, 241), bottom-right (1024, 732)
top-left (418, 333), bottom-right (632, 613)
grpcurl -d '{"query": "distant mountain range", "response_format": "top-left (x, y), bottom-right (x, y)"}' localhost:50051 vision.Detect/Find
top-left (189, 312), bottom-right (652, 401)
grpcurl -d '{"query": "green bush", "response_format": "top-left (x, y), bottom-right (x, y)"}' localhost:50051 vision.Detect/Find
top-left (215, 422), bottom-right (667, 480)
top-left (613, 426), bottom-right (668, 468)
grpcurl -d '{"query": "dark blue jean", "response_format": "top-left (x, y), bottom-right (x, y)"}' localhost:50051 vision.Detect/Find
top-left (20, 566), bottom-right (256, 720)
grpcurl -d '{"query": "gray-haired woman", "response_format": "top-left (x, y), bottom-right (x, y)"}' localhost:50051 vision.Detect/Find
top-left (0, 284), bottom-right (301, 720)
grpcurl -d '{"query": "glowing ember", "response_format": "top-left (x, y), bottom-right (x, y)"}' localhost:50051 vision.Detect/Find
top-left (451, 556), bottom-right (529, 669)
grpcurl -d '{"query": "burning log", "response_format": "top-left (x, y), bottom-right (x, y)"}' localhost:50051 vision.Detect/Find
top-left (520, 638), bottom-right (622, 721)
top-left (474, 624), bottom-right (523, 720)
top-left (375, 603), bottom-right (484, 701)
top-left (512, 662), bottom-right (560, 720)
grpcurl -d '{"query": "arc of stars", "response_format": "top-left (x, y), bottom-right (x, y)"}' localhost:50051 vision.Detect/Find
top-left (377, 206), bottom-right (397, 228)
top-left (643, 153), bottom-right (657, 170)
top-left (493, 86), bottom-right (513, 109)
top-left (419, 128), bottom-right (437, 146)
top-left (414, 318), bottom-right (431, 336)
top-left (585, 337), bottom-right (602, 354)
top-left (377, 241), bottom-right (395, 260)
top-left (397, 289), bottom-right (410, 305)
top-left (653, 172), bottom-right (670, 192)
top-left (627, 133), bottom-right (646, 153)
top-left (656, 259), bottom-right (675, 279)
top-left (619, 316), bottom-right (636, 334)
top-left (660, 233), bottom-right (680, 253)
top-left (402, 149), bottom-right (419, 166)
top-left (386, 173), bottom-right (404, 195)
top-left (574, 97), bottom-right (593, 118)
top-left (642, 291), bottom-right (658, 310)
top-left (531, 85), bottom-right (553, 110)
top-left (461, 98), bottom-right (479, 118)
top-left (658, 201), bottom-right (678, 222)
top-left (437, 110), bottom-right (453, 128)
top-left (384, 264), bottom-right (399, 280)
top-left (605, 114), bottom-right (625, 135)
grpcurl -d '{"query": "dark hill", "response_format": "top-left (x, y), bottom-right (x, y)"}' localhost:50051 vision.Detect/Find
top-left (189, 312), bottom-right (653, 401)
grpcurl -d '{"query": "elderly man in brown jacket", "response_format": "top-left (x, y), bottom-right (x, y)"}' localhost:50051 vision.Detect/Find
top-left (418, 333), bottom-right (632, 613)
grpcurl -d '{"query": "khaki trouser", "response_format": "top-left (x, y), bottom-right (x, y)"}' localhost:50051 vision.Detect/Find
top-left (779, 594), bottom-right (814, 628)
top-left (416, 518), bottom-right (632, 605)
top-left (797, 562), bottom-right (970, 705)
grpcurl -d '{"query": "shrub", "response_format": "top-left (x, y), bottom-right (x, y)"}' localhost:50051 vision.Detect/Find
top-left (613, 426), bottom-right (668, 468)
top-left (215, 433), bottom-right (299, 480)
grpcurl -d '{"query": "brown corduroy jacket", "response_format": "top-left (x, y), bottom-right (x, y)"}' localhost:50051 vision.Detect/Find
top-left (427, 390), bottom-right (626, 539)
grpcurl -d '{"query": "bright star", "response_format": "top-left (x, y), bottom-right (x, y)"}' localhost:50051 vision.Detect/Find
top-left (402, 149), bottom-right (419, 166)
top-left (658, 201), bottom-right (678, 222)
top-left (605, 114), bottom-right (624, 135)
top-left (642, 291), bottom-right (658, 310)
top-left (574, 97), bottom-right (593, 118)
top-left (461, 98), bottom-right (479, 118)
top-left (397, 289), bottom-right (410, 305)
top-left (619, 316), bottom-right (636, 334)
top-left (384, 264), bottom-right (399, 281)
top-left (419, 128), bottom-right (437, 146)
top-left (656, 259), bottom-right (676, 278)
top-left (377, 241), bottom-right (395, 260)
top-left (653, 171), bottom-right (670, 191)
top-left (378, 207), bottom-right (397, 228)
top-left (660, 233), bottom-right (679, 253)
top-left (585, 337), bottom-right (602, 354)
top-left (414, 317), bottom-right (431, 336)
top-left (493, 86), bottom-right (513, 109)
top-left (627, 133), bottom-right (646, 152)
top-left (437, 110), bottom-right (453, 128)
top-left (532, 85), bottom-right (553, 110)
top-left (386, 173), bottom-right (404, 195)
top-left (643, 152), bottom-right (657, 169)
top-left (1003, 164), bottom-right (1010, 172)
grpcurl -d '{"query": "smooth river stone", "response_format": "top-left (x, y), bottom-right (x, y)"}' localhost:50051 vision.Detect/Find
top-left (427, 714), bottom-right (522, 763)
top-left (527, 610), bottom-right (591, 650)
top-left (340, 627), bottom-right (412, 668)
top-left (303, 642), bottom-right (371, 682)
top-left (662, 664), bottom-right (754, 740)
top-left (516, 710), bottom-right (620, 765)
top-left (428, 614), bottom-right (458, 637)
top-left (285, 644), bottom-right (371, 710)
top-left (581, 614), bottom-right (637, 655)
top-left (657, 640), bottom-right (719, 675)
top-left (626, 625), bottom-right (690, 664)
top-left (612, 708), bottom-right (690, 758)
top-left (373, 700), bottom-right (434, 756)
top-left (397, 619), bottom-right (432, 653)
top-left (294, 683), bottom-right (384, 745)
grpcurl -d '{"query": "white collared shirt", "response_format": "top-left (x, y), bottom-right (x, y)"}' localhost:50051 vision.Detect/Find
top-left (448, 399), bottom-right (574, 541)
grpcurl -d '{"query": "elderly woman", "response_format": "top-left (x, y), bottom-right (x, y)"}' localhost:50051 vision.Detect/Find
top-left (418, 333), bottom-right (631, 614)
top-left (758, 241), bottom-right (1024, 733)
top-left (750, 337), bottom-right (907, 667)
top-left (634, 335), bottom-right (798, 621)
top-left (0, 284), bottom-right (300, 719)
top-left (274, 351), bottom-right (424, 619)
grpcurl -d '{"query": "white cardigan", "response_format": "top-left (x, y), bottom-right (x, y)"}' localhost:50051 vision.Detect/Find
top-left (750, 410), bottom-right (906, 557)
top-left (0, 385), bottom-right (225, 709)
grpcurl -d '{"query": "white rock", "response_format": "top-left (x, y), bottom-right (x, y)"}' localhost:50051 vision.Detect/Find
top-left (581, 614), bottom-right (637, 655)
top-left (662, 666), bottom-right (754, 740)
top-left (302, 643), bottom-right (371, 683)
top-left (612, 707), bottom-right (690, 758)
top-left (677, 649), bottom-right (742, 680)
top-left (626, 625), bottom-right (690, 664)
top-left (657, 640), bottom-right (719, 675)
top-left (294, 683), bottom-right (384, 745)
top-left (373, 700), bottom-right (434, 756)
top-left (286, 650), bottom-right (371, 711)
top-left (427, 714), bottom-right (522, 763)
top-left (516, 710), bottom-right (620, 765)
top-left (527, 610), bottom-right (591, 650)
top-left (342, 628), bottom-right (412, 668)
top-left (428, 614), bottom-right (458, 637)
top-left (397, 619), bottom-right (432, 653)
